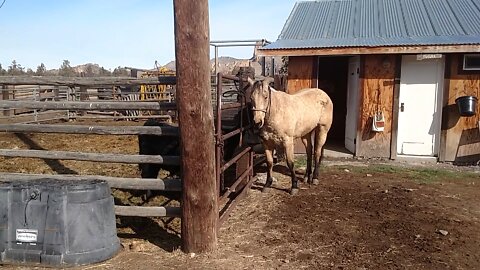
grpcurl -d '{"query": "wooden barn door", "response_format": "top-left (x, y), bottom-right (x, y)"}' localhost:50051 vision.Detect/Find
top-left (397, 55), bottom-right (444, 156)
top-left (345, 56), bottom-right (360, 153)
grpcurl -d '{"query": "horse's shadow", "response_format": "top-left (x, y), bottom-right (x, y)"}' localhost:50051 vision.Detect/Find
top-left (253, 163), bottom-right (306, 193)
top-left (255, 163), bottom-right (306, 177)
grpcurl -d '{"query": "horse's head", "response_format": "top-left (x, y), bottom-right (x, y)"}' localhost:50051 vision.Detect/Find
top-left (248, 77), bottom-right (274, 129)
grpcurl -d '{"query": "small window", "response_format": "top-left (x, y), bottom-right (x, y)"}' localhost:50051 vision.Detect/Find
top-left (463, 54), bottom-right (480, 70)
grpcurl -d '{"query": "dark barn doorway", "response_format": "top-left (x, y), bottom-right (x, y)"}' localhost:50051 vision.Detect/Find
top-left (317, 56), bottom-right (349, 145)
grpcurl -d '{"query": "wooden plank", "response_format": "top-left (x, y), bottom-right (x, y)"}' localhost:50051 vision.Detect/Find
top-left (0, 173), bottom-right (182, 191)
top-left (174, 0), bottom-right (218, 253)
top-left (0, 149), bottom-right (180, 165)
top-left (0, 110), bottom-right (68, 122)
top-left (0, 76), bottom-right (176, 86)
top-left (0, 123), bottom-right (179, 136)
top-left (73, 115), bottom-right (172, 121)
top-left (439, 54), bottom-right (452, 162)
top-left (115, 206), bottom-right (181, 217)
top-left (390, 55), bottom-right (402, 160)
top-left (258, 44), bottom-right (480, 57)
top-left (356, 55), bottom-right (396, 158)
top-left (286, 56), bottom-right (316, 94)
top-left (443, 54), bottom-right (480, 163)
top-left (0, 100), bottom-right (176, 111)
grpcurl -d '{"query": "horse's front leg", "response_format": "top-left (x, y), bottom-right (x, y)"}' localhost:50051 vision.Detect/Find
top-left (284, 138), bottom-right (298, 195)
top-left (262, 144), bottom-right (275, 193)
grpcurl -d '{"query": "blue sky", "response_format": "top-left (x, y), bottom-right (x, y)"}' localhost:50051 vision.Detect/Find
top-left (0, 0), bottom-right (297, 71)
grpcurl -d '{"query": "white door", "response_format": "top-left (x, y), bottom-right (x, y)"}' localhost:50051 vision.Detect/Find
top-left (397, 55), bottom-right (444, 156)
top-left (345, 56), bottom-right (360, 153)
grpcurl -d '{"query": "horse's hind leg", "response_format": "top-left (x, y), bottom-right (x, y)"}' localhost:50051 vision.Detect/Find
top-left (301, 134), bottom-right (313, 184)
top-left (312, 125), bottom-right (328, 185)
top-left (284, 138), bottom-right (299, 195)
top-left (262, 144), bottom-right (275, 193)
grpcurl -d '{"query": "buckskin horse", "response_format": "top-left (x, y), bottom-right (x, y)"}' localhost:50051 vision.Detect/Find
top-left (248, 77), bottom-right (333, 195)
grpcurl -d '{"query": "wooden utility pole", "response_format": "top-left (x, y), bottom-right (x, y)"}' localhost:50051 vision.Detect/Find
top-left (173, 0), bottom-right (218, 253)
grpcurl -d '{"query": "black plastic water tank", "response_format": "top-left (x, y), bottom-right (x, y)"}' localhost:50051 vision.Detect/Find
top-left (0, 179), bottom-right (120, 267)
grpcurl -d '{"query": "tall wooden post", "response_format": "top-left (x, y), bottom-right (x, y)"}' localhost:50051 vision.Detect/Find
top-left (173, 0), bottom-right (218, 253)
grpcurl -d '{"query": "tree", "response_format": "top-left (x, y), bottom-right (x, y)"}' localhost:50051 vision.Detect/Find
top-left (84, 64), bottom-right (95, 77)
top-left (0, 63), bottom-right (6, 75)
top-left (99, 67), bottom-right (111, 76)
top-left (36, 63), bottom-right (47, 75)
top-left (7, 60), bottom-right (25, 75)
top-left (279, 56), bottom-right (288, 75)
top-left (26, 68), bottom-right (34, 75)
top-left (58, 60), bottom-right (76, 77)
top-left (112, 66), bottom-right (129, 77)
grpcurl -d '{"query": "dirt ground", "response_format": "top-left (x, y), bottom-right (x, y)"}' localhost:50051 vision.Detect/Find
top-left (1, 120), bottom-right (480, 269)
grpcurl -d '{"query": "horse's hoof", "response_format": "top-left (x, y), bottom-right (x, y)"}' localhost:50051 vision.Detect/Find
top-left (262, 187), bottom-right (271, 193)
top-left (290, 188), bottom-right (299, 195)
top-left (312, 179), bottom-right (320, 185)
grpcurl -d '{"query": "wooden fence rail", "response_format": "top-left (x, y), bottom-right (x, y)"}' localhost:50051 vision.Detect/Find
top-left (0, 76), bottom-right (176, 87)
top-left (0, 123), bottom-right (179, 136)
top-left (115, 206), bottom-right (181, 217)
top-left (0, 173), bottom-right (182, 191)
top-left (0, 149), bottom-right (180, 165)
top-left (0, 100), bottom-right (177, 111)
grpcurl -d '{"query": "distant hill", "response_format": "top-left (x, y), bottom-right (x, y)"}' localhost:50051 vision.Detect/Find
top-left (24, 56), bottom-right (283, 77)
top-left (162, 56), bottom-right (269, 76)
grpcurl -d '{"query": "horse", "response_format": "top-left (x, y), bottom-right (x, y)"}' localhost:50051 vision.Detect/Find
top-left (138, 118), bottom-right (242, 179)
top-left (248, 77), bottom-right (333, 195)
top-left (137, 114), bottom-right (254, 200)
top-left (138, 119), bottom-right (181, 179)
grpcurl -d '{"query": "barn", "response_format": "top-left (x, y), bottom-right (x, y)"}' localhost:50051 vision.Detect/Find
top-left (259, 0), bottom-right (480, 164)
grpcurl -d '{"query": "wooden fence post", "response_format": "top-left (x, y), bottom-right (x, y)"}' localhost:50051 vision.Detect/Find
top-left (174, 0), bottom-right (218, 253)
top-left (1, 85), bottom-right (10, 116)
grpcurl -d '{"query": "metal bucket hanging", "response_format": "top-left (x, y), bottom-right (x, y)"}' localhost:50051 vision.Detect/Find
top-left (455, 96), bottom-right (478, 117)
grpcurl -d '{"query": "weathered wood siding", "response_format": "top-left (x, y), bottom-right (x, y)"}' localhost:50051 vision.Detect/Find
top-left (287, 56), bottom-right (317, 153)
top-left (442, 54), bottom-right (480, 163)
top-left (286, 56), bottom-right (317, 93)
top-left (357, 55), bottom-right (396, 158)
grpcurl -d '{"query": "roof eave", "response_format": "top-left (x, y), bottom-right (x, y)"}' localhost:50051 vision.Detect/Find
top-left (258, 44), bottom-right (480, 57)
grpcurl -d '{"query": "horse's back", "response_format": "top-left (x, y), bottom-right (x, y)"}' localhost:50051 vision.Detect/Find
top-left (290, 88), bottom-right (333, 118)
top-left (274, 88), bottom-right (333, 137)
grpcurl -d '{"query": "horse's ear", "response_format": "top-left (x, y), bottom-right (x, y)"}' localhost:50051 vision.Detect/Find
top-left (247, 77), bottom-right (255, 87)
top-left (262, 77), bottom-right (274, 89)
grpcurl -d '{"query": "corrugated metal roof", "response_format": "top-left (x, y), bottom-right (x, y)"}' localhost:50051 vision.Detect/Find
top-left (263, 0), bottom-right (480, 50)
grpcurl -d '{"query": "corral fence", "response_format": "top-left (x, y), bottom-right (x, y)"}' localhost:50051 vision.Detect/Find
top-left (0, 76), bottom-right (177, 123)
top-left (0, 75), bottom-right (181, 218)
top-left (0, 74), bottom-right (258, 225)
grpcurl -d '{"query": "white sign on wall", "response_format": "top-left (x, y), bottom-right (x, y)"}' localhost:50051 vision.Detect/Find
top-left (16, 229), bottom-right (38, 243)
top-left (416, 54), bottom-right (443, 60)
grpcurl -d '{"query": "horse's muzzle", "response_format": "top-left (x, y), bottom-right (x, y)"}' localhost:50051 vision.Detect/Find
top-left (254, 120), bottom-right (264, 129)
